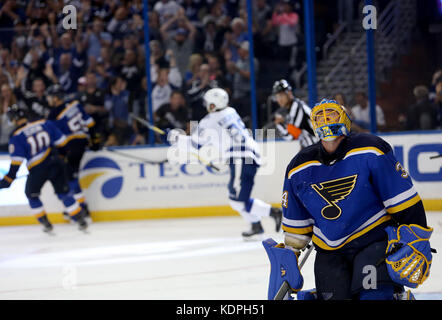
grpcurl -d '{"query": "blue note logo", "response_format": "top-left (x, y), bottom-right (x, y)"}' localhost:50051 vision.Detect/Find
top-left (79, 157), bottom-right (123, 199)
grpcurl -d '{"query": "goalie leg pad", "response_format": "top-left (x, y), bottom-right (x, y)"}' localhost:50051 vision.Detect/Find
top-left (297, 289), bottom-right (317, 300)
top-left (262, 238), bottom-right (303, 300)
top-left (358, 284), bottom-right (395, 300)
top-left (385, 224), bottom-right (433, 288)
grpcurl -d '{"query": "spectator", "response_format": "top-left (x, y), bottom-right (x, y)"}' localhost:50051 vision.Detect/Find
top-left (429, 69), bottom-right (442, 101)
top-left (52, 32), bottom-right (77, 65)
top-left (14, 74), bottom-right (50, 120)
top-left (95, 47), bottom-right (115, 89)
top-left (85, 17), bottom-right (113, 60)
top-left (20, 49), bottom-right (54, 92)
top-left (106, 7), bottom-right (131, 40)
top-left (206, 52), bottom-right (230, 90)
top-left (149, 39), bottom-right (165, 68)
top-left (179, 0), bottom-right (203, 26)
top-left (0, 0), bottom-right (21, 48)
top-left (351, 91), bottom-right (386, 131)
top-left (160, 7), bottom-right (197, 78)
top-left (185, 63), bottom-right (217, 121)
top-left (433, 81), bottom-right (442, 128)
top-left (399, 85), bottom-right (439, 131)
top-left (80, 71), bottom-right (109, 145)
top-left (0, 84), bottom-right (16, 151)
top-left (76, 76), bottom-right (87, 96)
top-left (184, 53), bottom-right (204, 85)
top-left (226, 41), bottom-right (259, 119)
top-left (272, 0), bottom-right (300, 73)
top-left (155, 90), bottom-right (189, 133)
top-left (154, 0), bottom-right (182, 24)
top-left (333, 92), bottom-right (368, 133)
top-left (253, 0), bottom-right (277, 59)
top-left (151, 48), bottom-right (183, 87)
top-left (0, 62), bottom-right (14, 89)
top-left (152, 65), bottom-right (179, 113)
top-left (221, 17), bottom-right (247, 63)
top-left (118, 49), bottom-right (143, 100)
top-left (194, 15), bottom-right (224, 54)
top-left (105, 76), bottom-right (132, 145)
top-left (51, 52), bottom-right (85, 94)
top-left (148, 11), bottom-right (162, 43)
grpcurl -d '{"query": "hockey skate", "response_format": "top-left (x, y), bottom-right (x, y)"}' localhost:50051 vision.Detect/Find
top-left (76, 209), bottom-right (89, 232)
top-left (62, 211), bottom-right (71, 222)
top-left (242, 221), bottom-right (264, 240)
top-left (81, 203), bottom-right (92, 221)
top-left (270, 207), bottom-right (283, 232)
top-left (40, 216), bottom-right (54, 234)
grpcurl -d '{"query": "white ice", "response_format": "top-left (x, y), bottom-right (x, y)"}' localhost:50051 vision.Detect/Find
top-left (0, 212), bottom-right (441, 300)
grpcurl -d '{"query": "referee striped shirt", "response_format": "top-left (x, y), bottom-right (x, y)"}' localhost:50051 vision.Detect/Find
top-left (276, 98), bottom-right (318, 148)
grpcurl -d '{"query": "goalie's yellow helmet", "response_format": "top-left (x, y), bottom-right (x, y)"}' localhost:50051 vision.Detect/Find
top-left (310, 99), bottom-right (352, 141)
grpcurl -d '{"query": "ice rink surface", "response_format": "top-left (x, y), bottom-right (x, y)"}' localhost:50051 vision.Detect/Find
top-left (1, 212), bottom-right (441, 300)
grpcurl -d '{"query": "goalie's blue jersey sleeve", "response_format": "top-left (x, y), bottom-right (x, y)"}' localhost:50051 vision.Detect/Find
top-left (282, 132), bottom-right (425, 251)
top-left (8, 119), bottom-right (67, 169)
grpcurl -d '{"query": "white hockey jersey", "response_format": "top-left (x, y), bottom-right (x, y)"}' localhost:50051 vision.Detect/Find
top-left (186, 107), bottom-right (261, 165)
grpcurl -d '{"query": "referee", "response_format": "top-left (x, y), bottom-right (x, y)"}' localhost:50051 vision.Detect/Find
top-left (272, 79), bottom-right (318, 148)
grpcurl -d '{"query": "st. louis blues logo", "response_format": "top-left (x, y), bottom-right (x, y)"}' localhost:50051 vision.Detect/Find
top-left (79, 157), bottom-right (123, 199)
top-left (311, 175), bottom-right (357, 220)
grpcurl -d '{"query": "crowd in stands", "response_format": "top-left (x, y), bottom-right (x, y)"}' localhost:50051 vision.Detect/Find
top-left (397, 69), bottom-right (442, 131)
top-left (0, 0), bottom-right (440, 152)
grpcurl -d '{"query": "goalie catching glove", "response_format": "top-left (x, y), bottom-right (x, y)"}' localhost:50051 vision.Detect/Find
top-left (385, 224), bottom-right (434, 288)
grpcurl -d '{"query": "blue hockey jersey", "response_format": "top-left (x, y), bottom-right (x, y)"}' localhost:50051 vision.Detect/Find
top-left (282, 132), bottom-right (422, 251)
top-left (8, 119), bottom-right (67, 169)
top-left (48, 100), bottom-right (95, 143)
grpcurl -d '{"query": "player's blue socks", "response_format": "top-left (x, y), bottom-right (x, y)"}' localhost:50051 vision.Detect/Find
top-left (57, 193), bottom-right (82, 221)
top-left (29, 197), bottom-right (46, 222)
top-left (68, 179), bottom-right (82, 196)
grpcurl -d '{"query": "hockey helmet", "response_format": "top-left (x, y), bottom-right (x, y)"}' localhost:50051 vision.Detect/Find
top-left (272, 79), bottom-right (292, 95)
top-left (46, 84), bottom-right (66, 102)
top-left (6, 104), bottom-right (28, 122)
top-left (203, 88), bottom-right (229, 113)
top-left (310, 99), bottom-right (351, 141)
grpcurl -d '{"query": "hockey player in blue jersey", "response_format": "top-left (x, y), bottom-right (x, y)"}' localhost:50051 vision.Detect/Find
top-left (46, 84), bottom-right (100, 219)
top-left (263, 99), bottom-right (434, 300)
top-left (168, 88), bottom-right (282, 239)
top-left (0, 104), bottom-right (88, 233)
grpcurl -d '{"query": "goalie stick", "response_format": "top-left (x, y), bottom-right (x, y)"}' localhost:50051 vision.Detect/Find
top-left (273, 242), bottom-right (314, 300)
top-left (130, 113), bottom-right (220, 171)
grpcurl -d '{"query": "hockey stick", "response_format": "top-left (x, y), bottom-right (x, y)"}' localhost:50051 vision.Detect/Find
top-left (273, 242), bottom-right (314, 300)
top-left (129, 113), bottom-right (166, 135)
top-left (105, 148), bottom-right (168, 165)
top-left (130, 113), bottom-right (220, 171)
top-left (0, 174), bottom-right (28, 180)
top-left (430, 154), bottom-right (442, 159)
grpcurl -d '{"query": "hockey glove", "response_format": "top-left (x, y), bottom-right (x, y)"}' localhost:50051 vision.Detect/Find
top-left (385, 224), bottom-right (434, 288)
top-left (167, 128), bottom-right (185, 145)
top-left (0, 177), bottom-right (12, 189)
